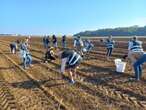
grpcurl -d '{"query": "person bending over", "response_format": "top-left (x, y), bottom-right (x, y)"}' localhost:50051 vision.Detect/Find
top-left (10, 41), bottom-right (17, 54)
top-left (60, 49), bottom-right (83, 84)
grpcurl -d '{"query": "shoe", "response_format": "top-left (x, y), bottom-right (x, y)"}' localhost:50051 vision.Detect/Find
top-left (61, 75), bottom-right (66, 79)
top-left (43, 60), bottom-right (48, 63)
top-left (128, 78), bottom-right (140, 82)
top-left (30, 64), bottom-right (34, 67)
top-left (69, 80), bottom-right (75, 84)
top-left (24, 67), bottom-right (29, 70)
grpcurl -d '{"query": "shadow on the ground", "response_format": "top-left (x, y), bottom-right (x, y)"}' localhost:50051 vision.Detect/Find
top-left (0, 66), bottom-right (17, 70)
top-left (10, 78), bottom-right (68, 89)
top-left (79, 65), bottom-right (146, 102)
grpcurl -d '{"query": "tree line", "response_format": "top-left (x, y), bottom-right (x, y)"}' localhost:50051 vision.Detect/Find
top-left (74, 25), bottom-right (146, 37)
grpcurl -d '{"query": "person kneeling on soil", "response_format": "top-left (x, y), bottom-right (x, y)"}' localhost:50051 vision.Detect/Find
top-left (10, 41), bottom-right (17, 54)
top-left (19, 42), bottom-right (33, 69)
top-left (60, 49), bottom-right (83, 84)
top-left (44, 47), bottom-right (56, 63)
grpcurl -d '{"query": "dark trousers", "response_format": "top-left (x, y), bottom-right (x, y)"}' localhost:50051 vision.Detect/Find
top-left (10, 44), bottom-right (16, 53)
top-left (106, 48), bottom-right (113, 57)
top-left (44, 53), bottom-right (56, 62)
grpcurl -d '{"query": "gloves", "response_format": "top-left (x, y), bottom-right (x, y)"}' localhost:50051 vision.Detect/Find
top-left (123, 55), bottom-right (128, 59)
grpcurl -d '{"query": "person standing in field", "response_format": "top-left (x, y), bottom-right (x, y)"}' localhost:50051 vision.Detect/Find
top-left (19, 40), bottom-right (33, 69)
top-left (60, 49), bottom-right (83, 84)
top-left (104, 35), bottom-right (115, 60)
top-left (43, 35), bottom-right (48, 48)
top-left (73, 36), bottom-right (84, 54)
top-left (25, 36), bottom-right (31, 48)
top-left (62, 35), bottom-right (67, 48)
top-left (52, 35), bottom-right (58, 48)
top-left (43, 35), bottom-right (46, 48)
top-left (73, 37), bottom-right (77, 48)
top-left (46, 35), bottom-right (50, 48)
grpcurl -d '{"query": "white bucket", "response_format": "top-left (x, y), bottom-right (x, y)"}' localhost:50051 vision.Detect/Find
top-left (114, 59), bottom-right (126, 73)
top-left (114, 59), bottom-right (121, 65)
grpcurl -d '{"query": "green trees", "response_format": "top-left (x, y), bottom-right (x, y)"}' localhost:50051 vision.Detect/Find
top-left (74, 25), bottom-right (146, 37)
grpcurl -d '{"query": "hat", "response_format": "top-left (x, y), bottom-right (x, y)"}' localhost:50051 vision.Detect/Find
top-left (133, 36), bottom-right (137, 40)
top-left (49, 47), bottom-right (54, 50)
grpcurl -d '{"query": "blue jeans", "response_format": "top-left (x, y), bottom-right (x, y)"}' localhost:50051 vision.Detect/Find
top-left (23, 57), bottom-right (27, 69)
top-left (106, 48), bottom-right (113, 57)
top-left (62, 42), bottom-right (66, 48)
top-left (23, 55), bottom-right (32, 69)
top-left (53, 42), bottom-right (58, 48)
top-left (133, 53), bottom-right (146, 80)
top-left (44, 43), bottom-right (48, 48)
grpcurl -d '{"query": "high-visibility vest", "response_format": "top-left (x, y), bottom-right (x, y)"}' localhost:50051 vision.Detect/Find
top-left (20, 50), bottom-right (27, 58)
top-left (20, 43), bottom-right (27, 51)
top-left (75, 39), bottom-right (83, 47)
top-left (106, 40), bottom-right (114, 48)
top-left (84, 42), bottom-right (94, 51)
top-left (130, 41), bottom-right (143, 52)
top-left (68, 52), bottom-right (81, 66)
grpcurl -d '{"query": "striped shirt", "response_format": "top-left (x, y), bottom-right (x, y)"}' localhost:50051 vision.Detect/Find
top-left (105, 40), bottom-right (115, 48)
top-left (129, 40), bottom-right (143, 52)
top-left (61, 50), bottom-right (82, 66)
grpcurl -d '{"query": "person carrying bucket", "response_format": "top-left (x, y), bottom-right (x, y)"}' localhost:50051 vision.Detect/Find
top-left (104, 35), bottom-right (115, 60)
top-left (60, 49), bottom-right (83, 84)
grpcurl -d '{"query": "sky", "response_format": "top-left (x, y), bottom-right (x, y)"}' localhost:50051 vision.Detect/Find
top-left (0, 0), bottom-right (146, 35)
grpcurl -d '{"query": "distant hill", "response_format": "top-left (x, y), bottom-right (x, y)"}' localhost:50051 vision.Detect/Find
top-left (74, 25), bottom-right (146, 37)
top-left (0, 34), bottom-right (20, 36)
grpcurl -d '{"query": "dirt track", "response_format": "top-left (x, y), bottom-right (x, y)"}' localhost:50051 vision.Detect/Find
top-left (0, 36), bottom-right (146, 110)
